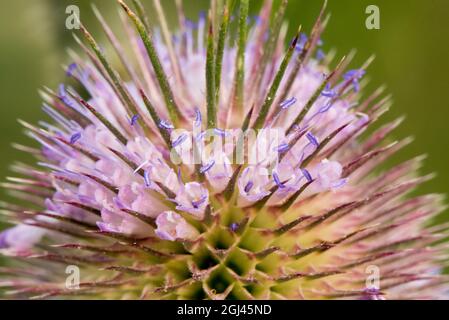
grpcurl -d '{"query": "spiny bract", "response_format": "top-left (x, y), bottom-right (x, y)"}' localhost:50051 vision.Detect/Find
top-left (0, 0), bottom-right (448, 300)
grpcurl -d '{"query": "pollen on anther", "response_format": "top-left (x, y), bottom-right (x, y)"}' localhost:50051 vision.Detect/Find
top-left (70, 132), bottom-right (82, 144)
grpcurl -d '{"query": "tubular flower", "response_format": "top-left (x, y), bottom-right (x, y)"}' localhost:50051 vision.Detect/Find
top-left (0, 0), bottom-right (447, 300)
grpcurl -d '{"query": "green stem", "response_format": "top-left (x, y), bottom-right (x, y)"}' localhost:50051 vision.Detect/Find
top-left (232, 0), bottom-right (249, 113)
top-left (79, 24), bottom-right (140, 121)
top-left (206, 19), bottom-right (216, 129)
top-left (119, 0), bottom-right (182, 125)
top-left (214, 5), bottom-right (230, 106)
top-left (131, 0), bottom-right (150, 31)
top-left (252, 0), bottom-right (289, 97)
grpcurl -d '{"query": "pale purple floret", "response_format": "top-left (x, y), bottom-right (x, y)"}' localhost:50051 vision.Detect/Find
top-left (308, 159), bottom-right (346, 193)
top-left (238, 166), bottom-right (271, 207)
top-left (0, 225), bottom-right (46, 252)
top-left (155, 211), bottom-right (198, 241)
top-left (201, 152), bottom-right (232, 193)
top-left (95, 209), bottom-right (154, 237)
top-left (175, 182), bottom-right (209, 219)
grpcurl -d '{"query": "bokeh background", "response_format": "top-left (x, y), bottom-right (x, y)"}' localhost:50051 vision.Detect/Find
top-left (0, 0), bottom-right (448, 221)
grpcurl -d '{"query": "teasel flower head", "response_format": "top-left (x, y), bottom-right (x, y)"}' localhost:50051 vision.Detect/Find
top-left (0, 0), bottom-right (448, 299)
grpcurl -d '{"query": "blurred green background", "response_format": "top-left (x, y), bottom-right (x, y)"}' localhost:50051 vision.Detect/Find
top-left (0, 0), bottom-right (448, 217)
